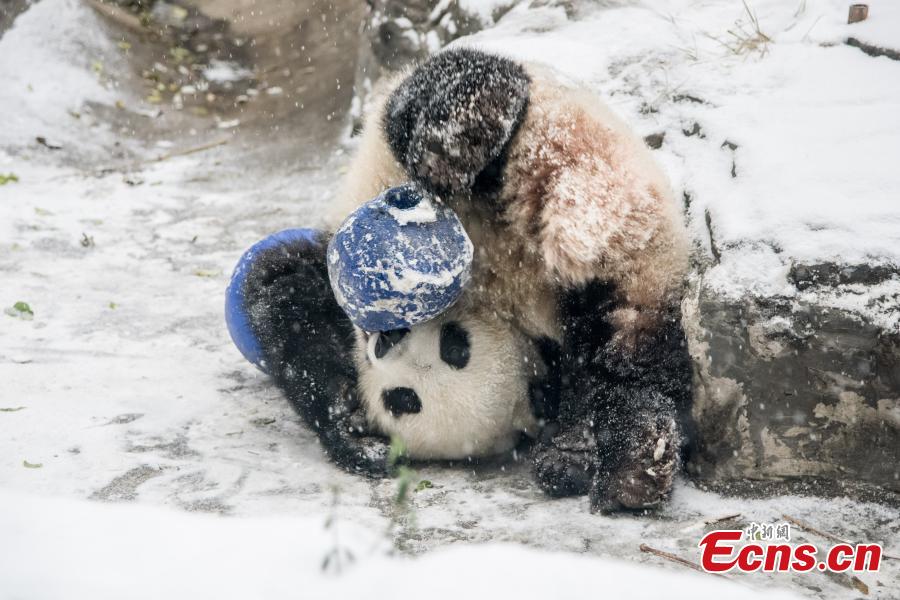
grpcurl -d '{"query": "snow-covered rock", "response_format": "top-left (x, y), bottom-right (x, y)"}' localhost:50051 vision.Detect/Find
top-left (349, 0), bottom-right (518, 131)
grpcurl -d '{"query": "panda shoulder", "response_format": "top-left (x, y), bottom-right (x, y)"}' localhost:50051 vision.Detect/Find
top-left (499, 63), bottom-right (688, 309)
top-left (521, 62), bottom-right (676, 206)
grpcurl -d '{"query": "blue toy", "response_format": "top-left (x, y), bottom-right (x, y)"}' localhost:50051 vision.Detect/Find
top-left (327, 185), bottom-right (473, 332)
top-left (225, 228), bottom-right (323, 373)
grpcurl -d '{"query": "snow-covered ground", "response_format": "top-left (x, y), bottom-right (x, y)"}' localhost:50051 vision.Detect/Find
top-left (1, 0), bottom-right (898, 598)
top-left (2, 490), bottom-right (809, 600)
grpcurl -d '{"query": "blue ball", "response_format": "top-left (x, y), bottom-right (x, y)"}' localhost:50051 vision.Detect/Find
top-left (225, 228), bottom-right (324, 373)
top-left (327, 185), bottom-right (473, 332)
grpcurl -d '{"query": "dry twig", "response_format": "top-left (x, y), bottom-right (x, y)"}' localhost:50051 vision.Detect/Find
top-left (148, 138), bottom-right (230, 164)
top-left (783, 514), bottom-right (900, 561)
top-left (639, 544), bottom-right (728, 578)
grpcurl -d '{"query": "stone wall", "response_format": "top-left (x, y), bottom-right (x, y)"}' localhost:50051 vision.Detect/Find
top-left (685, 264), bottom-right (900, 495)
top-left (349, 0), bottom-right (515, 131)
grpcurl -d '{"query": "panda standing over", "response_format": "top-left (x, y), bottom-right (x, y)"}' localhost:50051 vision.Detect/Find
top-left (242, 48), bottom-right (693, 513)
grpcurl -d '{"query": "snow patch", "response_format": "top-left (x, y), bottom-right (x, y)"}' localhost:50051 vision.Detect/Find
top-left (0, 0), bottom-right (123, 151)
top-left (387, 196), bottom-right (438, 225)
top-left (203, 60), bottom-right (253, 83)
top-left (0, 490), bottom-right (804, 600)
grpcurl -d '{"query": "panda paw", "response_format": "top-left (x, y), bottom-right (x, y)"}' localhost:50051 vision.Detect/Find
top-left (588, 413), bottom-right (679, 513)
top-left (323, 425), bottom-right (393, 479)
top-left (532, 426), bottom-right (596, 497)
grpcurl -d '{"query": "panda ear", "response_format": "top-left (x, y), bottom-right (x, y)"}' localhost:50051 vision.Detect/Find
top-left (383, 48), bottom-right (530, 196)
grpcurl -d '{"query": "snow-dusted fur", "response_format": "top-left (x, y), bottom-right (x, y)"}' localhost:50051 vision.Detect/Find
top-left (331, 59), bottom-right (689, 346)
top-left (246, 48), bottom-right (693, 511)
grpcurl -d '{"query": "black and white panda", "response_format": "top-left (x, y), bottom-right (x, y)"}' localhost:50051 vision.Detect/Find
top-left (355, 308), bottom-right (545, 460)
top-left (242, 48), bottom-right (693, 512)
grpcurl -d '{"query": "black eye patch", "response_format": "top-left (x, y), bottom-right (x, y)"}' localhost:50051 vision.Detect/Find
top-left (382, 387), bottom-right (422, 417)
top-left (374, 328), bottom-right (410, 359)
top-left (439, 322), bottom-right (470, 369)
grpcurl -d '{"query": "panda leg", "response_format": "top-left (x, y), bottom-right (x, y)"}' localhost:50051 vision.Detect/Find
top-left (586, 307), bottom-right (692, 513)
top-left (240, 233), bottom-right (391, 477)
top-left (533, 281), bottom-right (617, 497)
top-left (533, 281), bottom-right (693, 512)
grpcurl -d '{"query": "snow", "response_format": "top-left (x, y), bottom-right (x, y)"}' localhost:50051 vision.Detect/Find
top-left (203, 60), bottom-right (254, 83)
top-left (1, 0), bottom-right (900, 598)
top-left (459, 0), bottom-right (516, 25)
top-left (846, 0), bottom-right (900, 49)
top-left (461, 0), bottom-right (900, 305)
top-left (0, 491), bottom-right (809, 600)
top-left (0, 0), bottom-right (129, 158)
top-left (4, 151), bottom-right (897, 598)
top-left (387, 196), bottom-right (438, 225)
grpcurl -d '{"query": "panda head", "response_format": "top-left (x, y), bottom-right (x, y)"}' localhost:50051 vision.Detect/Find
top-left (355, 307), bottom-right (542, 460)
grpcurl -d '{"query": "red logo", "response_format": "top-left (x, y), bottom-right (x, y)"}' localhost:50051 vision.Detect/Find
top-left (699, 529), bottom-right (882, 573)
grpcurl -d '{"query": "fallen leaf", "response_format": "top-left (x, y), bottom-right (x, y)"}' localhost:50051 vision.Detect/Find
top-left (194, 269), bottom-right (220, 278)
top-left (23, 460), bottom-right (42, 469)
top-left (13, 301), bottom-right (33, 316)
top-left (36, 136), bottom-right (63, 150)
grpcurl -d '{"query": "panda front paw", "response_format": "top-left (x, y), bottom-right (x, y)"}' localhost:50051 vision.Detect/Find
top-left (532, 426), bottom-right (596, 497)
top-left (588, 413), bottom-right (679, 513)
top-left (320, 388), bottom-right (395, 479)
top-left (322, 427), bottom-right (393, 479)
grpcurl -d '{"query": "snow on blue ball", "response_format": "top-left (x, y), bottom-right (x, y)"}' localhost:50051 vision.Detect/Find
top-left (327, 185), bottom-right (473, 332)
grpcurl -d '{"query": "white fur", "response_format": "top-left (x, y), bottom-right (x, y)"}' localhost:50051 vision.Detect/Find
top-left (357, 307), bottom-right (540, 459)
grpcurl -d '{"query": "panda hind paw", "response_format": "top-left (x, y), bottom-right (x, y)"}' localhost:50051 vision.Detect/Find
top-left (588, 415), bottom-right (679, 513)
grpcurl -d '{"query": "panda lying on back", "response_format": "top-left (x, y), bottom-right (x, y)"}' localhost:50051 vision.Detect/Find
top-left (242, 48), bottom-right (693, 512)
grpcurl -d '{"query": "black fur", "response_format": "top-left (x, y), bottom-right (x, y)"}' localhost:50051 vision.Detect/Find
top-left (374, 328), bottom-right (409, 359)
top-left (529, 337), bottom-right (562, 422)
top-left (241, 234), bottom-right (391, 477)
top-left (439, 321), bottom-right (471, 369)
top-left (384, 48), bottom-right (530, 196)
top-left (532, 281), bottom-right (693, 512)
top-left (382, 387), bottom-right (423, 417)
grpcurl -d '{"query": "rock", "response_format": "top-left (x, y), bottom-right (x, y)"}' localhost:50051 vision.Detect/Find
top-left (349, 0), bottom-right (514, 132)
top-left (684, 266), bottom-right (900, 493)
top-left (845, 37), bottom-right (900, 62)
top-left (643, 132), bottom-right (665, 149)
top-left (788, 262), bottom-right (898, 290)
top-left (0, 0), bottom-right (32, 37)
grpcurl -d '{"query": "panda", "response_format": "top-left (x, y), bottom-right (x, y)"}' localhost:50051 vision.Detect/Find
top-left (356, 307), bottom-right (544, 460)
top-left (241, 47), bottom-right (693, 512)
